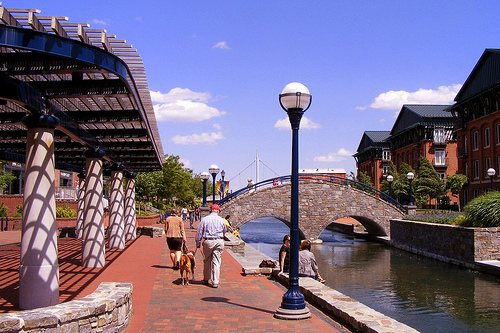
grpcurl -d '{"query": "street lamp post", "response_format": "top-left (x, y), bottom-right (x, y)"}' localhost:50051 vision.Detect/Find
top-left (275, 82), bottom-right (312, 320)
top-left (407, 172), bottom-right (414, 206)
top-left (200, 172), bottom-right (210, 207)
top-left (220, 170), bottom-right (226, 199)
top-left (387, 175), bottom-right (394, 198)
top-left (209, 165), bottom-right (219, 204)
top-left (487, 168), bottom-right (496, 191)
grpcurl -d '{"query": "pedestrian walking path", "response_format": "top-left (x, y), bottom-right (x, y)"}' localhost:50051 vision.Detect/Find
top-left (0, 223), bottom-right (349, 332)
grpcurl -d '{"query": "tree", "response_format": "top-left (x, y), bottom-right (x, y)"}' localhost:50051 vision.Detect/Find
top-left (135, 154), bottom-right (203, 210)
top-left (380, 161), bottom-right (398, 196)
top-left (0, 162), bottom-right (16, 192)
top-left (415, 157), bottom-right (444, 209)
top-left (357, 171), bottom-right (374, 188)
top-left (392, 162), bottom-right (415, 205)
top-left (446, 173), bottom-right (467, 211)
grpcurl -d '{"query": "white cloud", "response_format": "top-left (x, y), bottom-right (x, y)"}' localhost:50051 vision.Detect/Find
top-left (357, 84), bottom-right (462, 111)
top-left (213, 123), bottom-right (222, 130)
top-left (171, 132), bottom-right (225, 145)
top-left (179, 158), bottom-right (192, 169)
top-left (213, 41), bottom-right (231, 49)
top-left (151, 88), bottom-right (225, 122)
top-left (274, 116), bottom-right (321, 130)
top-left (313, 148), bottom-right (352, 163)
top-left (92, 19), bottom-right (107, 25)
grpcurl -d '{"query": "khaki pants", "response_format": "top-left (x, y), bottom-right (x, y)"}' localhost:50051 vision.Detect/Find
top-left (202, 239), bottom-right (224, 285)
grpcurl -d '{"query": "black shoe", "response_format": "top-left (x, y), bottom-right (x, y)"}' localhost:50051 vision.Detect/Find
top-left (173, 262), bottom-right (180, 270)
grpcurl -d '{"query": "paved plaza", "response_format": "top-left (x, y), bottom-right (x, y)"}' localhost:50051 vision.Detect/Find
top-left (0, 223), bottom-right (349, 332)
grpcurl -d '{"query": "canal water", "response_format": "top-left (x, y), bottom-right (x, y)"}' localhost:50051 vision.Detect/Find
top-left (239, 217), bottom-right (500, 333)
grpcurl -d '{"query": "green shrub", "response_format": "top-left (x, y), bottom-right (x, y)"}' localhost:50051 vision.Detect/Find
top-left (56, 205), bottom-right (76, 218)
top-left (0, 202), bottom-right (7, 218)
top-left (403, 212), bottom-right (463, 225)
top-left (462, 192), bottom-right (500, 227)
top-left (452, 214), bottom-right (466, 225)
top-left (13, 204), bottom-right (22, 217)
top-left (136, 210), bottom-right (156, 216)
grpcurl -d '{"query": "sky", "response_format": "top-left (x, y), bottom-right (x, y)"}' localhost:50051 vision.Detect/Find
top-left (13, 1), bottom-right (500, 189)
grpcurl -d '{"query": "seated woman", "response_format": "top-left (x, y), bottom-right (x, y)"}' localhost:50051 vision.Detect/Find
top-left (298, 240), bottom-right (325, 283)
top-left (279, 234), bottom-right (290, 274)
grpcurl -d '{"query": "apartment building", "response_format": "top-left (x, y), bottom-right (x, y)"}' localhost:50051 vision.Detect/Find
top-left (353, 131), bottom-right (391, 190)
top-left (447, 49), bottom-right (500, 206)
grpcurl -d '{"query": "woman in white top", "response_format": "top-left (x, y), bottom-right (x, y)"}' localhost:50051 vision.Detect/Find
top-left (298, 240), bottom-right (325, 283)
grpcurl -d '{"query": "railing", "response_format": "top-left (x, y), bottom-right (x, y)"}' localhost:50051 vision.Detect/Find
top-left (433, 157), bottom-right (449, 167)
top-left (55, 186), bottom-right (77, 200)
top-left (218, 174), bottom-right (406, 212)
top-left (0, 217), bottom-right (7, 231)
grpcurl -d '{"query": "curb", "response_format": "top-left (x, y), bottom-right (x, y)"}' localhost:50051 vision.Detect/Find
top-left (226, 244), bottom-right (419, 333)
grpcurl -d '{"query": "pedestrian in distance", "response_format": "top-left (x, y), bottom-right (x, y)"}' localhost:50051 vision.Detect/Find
top-left (189, 206), bottom-right (195, 229)
top-left (164, 207), bottom-right (186, 270)
top-left (181, 206), bottom-right (188, 222)
top-left (195, 204), bottom-right (227, 288)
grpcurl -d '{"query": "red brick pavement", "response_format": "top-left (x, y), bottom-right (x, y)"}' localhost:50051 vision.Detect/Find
top-left (0, 223), bottom-right (349, 332)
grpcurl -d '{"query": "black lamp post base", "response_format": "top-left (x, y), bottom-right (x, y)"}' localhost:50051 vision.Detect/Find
top-left (274, 306), bottom-right (311, 320)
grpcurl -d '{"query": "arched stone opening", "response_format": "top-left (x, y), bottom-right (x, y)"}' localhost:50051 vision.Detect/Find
top-left (350, 216), bottom-right (387, 236)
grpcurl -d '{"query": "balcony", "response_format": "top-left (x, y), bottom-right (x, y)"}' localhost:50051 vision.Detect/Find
top-left (433, 138), bottom-right (447, 146)
top-left (433, 157), bottom-right (449, 168)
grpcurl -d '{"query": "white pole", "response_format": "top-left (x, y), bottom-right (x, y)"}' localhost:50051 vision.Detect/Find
top-left (256, 150), bottom-right (260, 183)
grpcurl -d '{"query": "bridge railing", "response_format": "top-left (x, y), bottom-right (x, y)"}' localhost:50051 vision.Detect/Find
top-left (218, 174), bottom-right (406, 213)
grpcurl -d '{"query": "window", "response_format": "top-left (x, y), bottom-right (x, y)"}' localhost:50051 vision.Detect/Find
top-left (434, 149), bottom-right (446, 166)
top-left (434, 128), bottom-right (445, 144)
top-left (497, 124), bottom-right (500, 145)
top-left (485, 158), bottom-right (491, 174)
top-left (473, 131), bottom-right (479, 150)
top-left (473, 188), bottom-right (479, 198)
top-left (464, 162), bottom-right (468, 179)
top-left (382, 149), bottom-right (391, 161)
top-left (383, 165), bottom-right (390, 174)
top-left (485, 127), bottom-right (490, 147)
top-left (464, 135), bottom-right (468, 154)
top-left (463, 189), bottom-right (469, 205)
top-left (438, 171), bottom-right (446, 179)
top-left (474, 160), bottom-right (480, 179)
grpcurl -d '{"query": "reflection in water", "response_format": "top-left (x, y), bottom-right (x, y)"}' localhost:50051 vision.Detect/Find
top-left (240, 217), bottom-right (500, 333)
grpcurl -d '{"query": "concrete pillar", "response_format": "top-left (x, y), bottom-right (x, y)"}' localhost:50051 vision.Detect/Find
top-left (19, 114), bottom-right (60, 310)
top-left (124, 173), bottom-right (136, 240)
top-left (82, 149), bottom-right (106, 268)
top-left (75, 172), bottom-right (85, 239)
top-left (108, 168), bottom-right (125, 249)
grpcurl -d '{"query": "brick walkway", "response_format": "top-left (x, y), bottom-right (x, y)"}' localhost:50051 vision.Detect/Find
top-left (0, 223), bottom-right (350, 332)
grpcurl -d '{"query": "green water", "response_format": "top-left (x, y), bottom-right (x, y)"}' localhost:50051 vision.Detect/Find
top-left (240, 217), bottom-right (500, 333)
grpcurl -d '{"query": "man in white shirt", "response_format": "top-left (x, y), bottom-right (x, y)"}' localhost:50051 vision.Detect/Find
top-left (195, 204), bottom-right (226, 288)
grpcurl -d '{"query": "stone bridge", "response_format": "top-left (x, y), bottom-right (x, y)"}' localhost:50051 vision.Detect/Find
top-left (220, 179), bottom-right (405, 240)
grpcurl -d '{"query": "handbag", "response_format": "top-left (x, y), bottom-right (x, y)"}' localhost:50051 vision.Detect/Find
top-left (259, 259), bottom-right (276, 268)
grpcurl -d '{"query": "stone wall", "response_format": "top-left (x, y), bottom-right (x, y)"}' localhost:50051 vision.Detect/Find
top-left (390, 219), bottom-right (500, 266)
top-left (474, 228), bottom-right (500, 261)
top-left (0, 195), bottom-right (78, 217)
top-left (0, 282), bottom-right (132, 333)
top-left (137, 226), bottom-right (164, 238)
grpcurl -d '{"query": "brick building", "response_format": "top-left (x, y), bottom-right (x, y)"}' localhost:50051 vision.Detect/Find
top-left (355, 105), bottom-right (458, 205)
top-left (447, 49), bottom-right (500, 206)
top-left (386, 104), bottom-right (457, 183)
top-left (353, 131), bottom-right (391, 190)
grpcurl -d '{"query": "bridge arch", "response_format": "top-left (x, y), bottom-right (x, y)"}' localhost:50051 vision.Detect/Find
top-left (220, 177), bottom-right (404, 240)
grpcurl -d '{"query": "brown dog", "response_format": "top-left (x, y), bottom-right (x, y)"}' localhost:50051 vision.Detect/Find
top-left (179, 250), bottom-right (196, 285)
